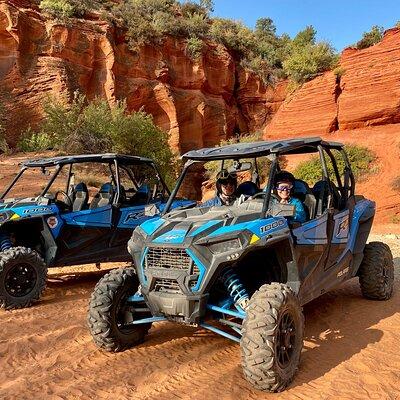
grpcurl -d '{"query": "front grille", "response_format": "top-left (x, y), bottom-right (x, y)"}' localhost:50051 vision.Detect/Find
top-left (143, 247), bottom-right (202, 292)
top-left (154, 279), bottom-right (182, 293)
top-left (145, 247), bottom-right (192, 271)
top-left (192, 264), bottom-right (200, 275)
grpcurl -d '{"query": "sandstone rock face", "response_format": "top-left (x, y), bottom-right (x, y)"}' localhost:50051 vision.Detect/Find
top-left (265, 72), bottom-right (339, 138)
top-left (0, 0), bottom-right (282, 151)
top-left (265, 28), bottom-right (400, 138)
top-left (339, 28), bottom-right (400, 129)
top-left (3, 0), bottom-right (400, 153)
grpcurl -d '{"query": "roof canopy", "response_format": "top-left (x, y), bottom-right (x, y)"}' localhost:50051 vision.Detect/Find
top-left (22, 153), bottom-right (154, 168)
top-left (182, 137), bottom-right (344, 161)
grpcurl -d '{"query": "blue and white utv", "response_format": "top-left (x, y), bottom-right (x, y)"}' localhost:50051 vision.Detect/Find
top-left (88, 138), bottom-right (393, 392)
top-left (0, 154), bottom-right (191, 309)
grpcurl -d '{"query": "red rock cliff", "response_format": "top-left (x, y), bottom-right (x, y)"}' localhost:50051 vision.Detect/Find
top-left (3, 0), bottom-right (400, 151)
top-left (265, 28), bottom-right (400, 138)
top-left (0, 0), bottom-right (285, 150)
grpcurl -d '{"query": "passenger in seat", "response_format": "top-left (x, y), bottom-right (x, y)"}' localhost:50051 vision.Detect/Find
top-left (274, 171), bottom-right (307, 224)
top-left (201, 169), bottom-right (238, 207)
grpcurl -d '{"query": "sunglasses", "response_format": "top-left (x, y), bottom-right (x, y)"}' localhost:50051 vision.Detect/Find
top-left (276, 185), bottom-right (292, 192)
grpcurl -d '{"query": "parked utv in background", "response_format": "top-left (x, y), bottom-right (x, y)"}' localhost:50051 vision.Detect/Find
top-left (0, 153), bottom-right (192, 310)
top-left (88, 138), bottom-right (394, 392)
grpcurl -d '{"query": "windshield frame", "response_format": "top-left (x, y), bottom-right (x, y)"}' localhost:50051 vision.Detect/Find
top-left (162, 154), bottom-right (278, 218)
top-left (0, 165), bottom-right (65, 200)
top-left (1, 159), bottom-right (169, 204)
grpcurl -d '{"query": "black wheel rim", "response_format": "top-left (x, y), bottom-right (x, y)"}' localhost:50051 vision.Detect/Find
top-left (276, 311), bottom-right (296, 369)
top-left (5, 263), bottom-right (37, 298)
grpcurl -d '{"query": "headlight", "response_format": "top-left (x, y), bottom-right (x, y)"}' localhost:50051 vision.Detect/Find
top-left (207, 238), bottom-right (241, 254)
top-left (133, 226), bottom-right (147, 239)
top-left (0, 211), bottom-right (14, 224)
top-left (128, 227), bottom-right (146, 255)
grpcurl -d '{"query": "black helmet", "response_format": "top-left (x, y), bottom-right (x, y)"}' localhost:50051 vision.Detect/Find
top-left (216, 169), bottom-right (237, 193)
top-left (236, 181), bottom-right (259, 196)
top-left (274, 171), bottom-right (295, 186)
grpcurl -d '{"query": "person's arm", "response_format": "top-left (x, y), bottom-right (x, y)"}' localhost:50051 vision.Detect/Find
top-left (292, 198), bottom-right (307, 223)
top-left (200, 196), bottom-right (221, 208)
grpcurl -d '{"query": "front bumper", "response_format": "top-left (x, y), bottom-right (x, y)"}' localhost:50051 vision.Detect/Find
top-left (142, 288), bottom-right (208, 325)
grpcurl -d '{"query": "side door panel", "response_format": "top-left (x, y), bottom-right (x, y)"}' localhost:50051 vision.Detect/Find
top-left (61, 205), bottom-right (113, 227)
top-left (325, 209), bottom-right (350, 269)
top-left (292, 212), bottom-right (330, 304)
top-left (53, 205), bottom-right (116, 266)
top-left (312, 208), bottom-right (353, 296)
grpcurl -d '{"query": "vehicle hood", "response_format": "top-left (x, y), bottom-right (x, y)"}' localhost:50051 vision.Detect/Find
top-left (138, 204), bottom-right (289, 246)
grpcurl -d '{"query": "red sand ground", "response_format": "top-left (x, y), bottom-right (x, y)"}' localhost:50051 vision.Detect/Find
top-left (0, 234), bottom-right (399, 400)
top-left (0, 131), bottom-right (400, 399)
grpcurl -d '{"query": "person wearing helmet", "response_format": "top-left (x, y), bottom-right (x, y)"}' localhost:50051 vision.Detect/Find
top-left (201, 169), bottom-right (238, 207)
top-left (274, 171), bottom-right (306, 224)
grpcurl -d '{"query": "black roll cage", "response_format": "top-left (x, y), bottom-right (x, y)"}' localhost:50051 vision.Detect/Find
top-left (1, 158), bottom-right (170, 205)
top-left (162, 141), bottom-right (354, 218)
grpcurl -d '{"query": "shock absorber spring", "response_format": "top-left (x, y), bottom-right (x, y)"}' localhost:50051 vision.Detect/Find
top-left (221, 269), bottom-right (249, 311)
top-left (0, 232), bottom-right (12, 252)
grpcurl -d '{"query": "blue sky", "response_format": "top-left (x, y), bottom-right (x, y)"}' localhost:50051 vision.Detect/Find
top-left (211, 0), bottom-right (400, 51)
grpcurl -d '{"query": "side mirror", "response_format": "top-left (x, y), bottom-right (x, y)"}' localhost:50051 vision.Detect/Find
top-left (41, 167), bottom-right (51, 176)
top-left (144, 203), bottom-right (160, 217)
top-left (269, 203), bottom-right (296, 218)
top-left (229, 161), bottom-right (252, 173)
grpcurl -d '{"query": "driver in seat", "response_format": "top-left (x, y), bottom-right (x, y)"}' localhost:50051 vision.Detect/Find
top-left (201, 169), bottom-right (238, 207)
top-left (274, 171), bottom-right (307, 224)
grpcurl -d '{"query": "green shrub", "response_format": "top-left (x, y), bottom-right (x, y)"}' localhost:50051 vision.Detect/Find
top-left (241, 56), bottom-right (275, 85)
top-left (355, 25), bottom-right (384, 50)
top-left (40, 0), bottom-right (75, 18)
top-left (254, 18), bottom-right (290, 72)
top-left (20, 93), bottom-right (176, 184)
top-left (281, 26), bottom-right (338, 84)
top-left (39, 0), bottom-right (91, 18)
top-left (209, 18), bottom-right (256, 57)
top-left (106, 107), bottom-right (175, 184)
top-left (0, 102), bottom-right (8, 153)
top-left (119, 1), bottom-right (209, 52)
top-left (292, 25), bottom-right (316, 48)
top-left (116, 0), bottom-right (183, 50)
top-left (181, 0), bottom-right (213, 17)
top-left (39, 0), bottom-right (106, 19)
top-left (186, 36), bottom-right (204, 59)
top-left (391, 214), bottom-right (400, 224)
top-left (391, 176), bottom-right (400, 192)
top-left (294, 145), bottom-right (376, 185)
top-left (18, 127), bottom-right (53, 152)
top-left (283, 41), bottom-right (338, 83)
top-left (333, 66), bottom-right (346, 78)
top-left (180, 12), bottom-right (210, 38)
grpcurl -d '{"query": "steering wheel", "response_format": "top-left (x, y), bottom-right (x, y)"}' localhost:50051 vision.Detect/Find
top-left (55, 190), bottom-right (73, 208)
top-left (251, 192), bottom-right (280, 202)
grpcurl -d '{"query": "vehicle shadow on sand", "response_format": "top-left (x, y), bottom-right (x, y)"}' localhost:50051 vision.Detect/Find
top-left (290, 259), bottom-right (400, 388)
top-left (40, 270), bottom-right (111, 306)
